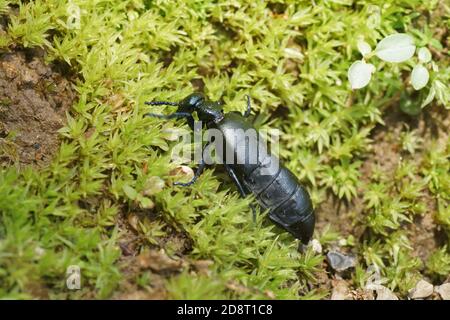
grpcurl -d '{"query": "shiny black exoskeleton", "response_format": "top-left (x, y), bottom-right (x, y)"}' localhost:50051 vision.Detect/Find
top-left (145, 93), bottom-right (315, 243)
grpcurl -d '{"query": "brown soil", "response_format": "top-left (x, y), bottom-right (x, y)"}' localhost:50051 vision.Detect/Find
top-left (113, 208), bottom-right (194, 299)
top-left (0, 49), bottom-right (76, 167)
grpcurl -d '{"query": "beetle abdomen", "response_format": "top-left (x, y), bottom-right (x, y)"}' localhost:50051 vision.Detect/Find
top-left (244, 161), bottom-right (315, 243)
top-left (268, 182), bottom-right (315, 243)
top-left (215, 113), bottom-right (315, 243)
top-left (255, 166), bottom-right (298, 208)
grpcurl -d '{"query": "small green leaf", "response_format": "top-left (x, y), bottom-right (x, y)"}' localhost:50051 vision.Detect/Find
top-left (348, 60), bottom-right (375, 89)
top-left (375, 34), bottom-right (416, 63)
top-left (433, 80), bottom-right (450, 107)
top-left (417, 47), bottom-right (432, 63)
top-left (138, 196), bottom-right (154, 209)
top-left (144, 176), bottom-right (165, 196)
top-left (420, 86), bottom-right (436, 109)
top-left (123, 184), bottom-right (138, 200)
top-left (284, 47), bottom-right (304, 60)
top-left (411, 64), bottom-right (429, 90)
top-left (357, 40), bottom-right (372, 56)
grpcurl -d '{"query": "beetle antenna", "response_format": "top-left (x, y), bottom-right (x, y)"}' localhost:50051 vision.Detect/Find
top-left (145, 101), bottom-right (179, 106)
top-left (145, 112), bottom-right (191, 119)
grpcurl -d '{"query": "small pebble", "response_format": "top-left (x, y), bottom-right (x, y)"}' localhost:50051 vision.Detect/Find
top-left (435, 283), bottom-right (450, 300)
top-left (34, 246), bottom-right (45, 257)
top-left (311, 239), bottom-right (322, 254)
top-left (375, 285), bottom-right (398, 300)
top-left (170, 165), bottom-right (194, 181)
top-left (327, 251), bottom-right (356, 272)
top-left (137, 249), bottom-right (184, 272)
top-left (408, 279), bottom-right (433, 299)
top-left (331, 280), bottom-right (352, 300)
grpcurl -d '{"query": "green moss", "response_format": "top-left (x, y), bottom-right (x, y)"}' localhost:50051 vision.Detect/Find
top-left (426, 246), bottom-right (450, 280)
top-left (0, 0), bottom-right (449, 299)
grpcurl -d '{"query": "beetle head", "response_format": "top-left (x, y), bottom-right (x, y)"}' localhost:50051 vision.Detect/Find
top-left (180, 93), bottom-right (224, 123)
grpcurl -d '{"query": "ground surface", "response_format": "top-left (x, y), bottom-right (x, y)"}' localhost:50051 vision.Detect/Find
top-left (0, 1), bottom-right (449, 300)
top-left (0, 49), bottom-right (76, 166)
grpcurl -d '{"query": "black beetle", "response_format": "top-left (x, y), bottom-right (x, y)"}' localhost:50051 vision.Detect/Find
top-left (145, 93), bottom-right (315, 243)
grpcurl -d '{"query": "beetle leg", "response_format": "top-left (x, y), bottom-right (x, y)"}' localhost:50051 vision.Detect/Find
top-left (145, 101), bottom-right (179, 107)
top-left (224, 164), bottom-right (257, 221)
top-left (224, 165), bottom-right (247, 197)
top-left (243, 94), bottom-right (252, 118)
top-left (145, 101), bottom-right (196, 130)
top-left (174, 158), bottom-right (206, 187)
top-left (176, 105), bottom-right (196, 130)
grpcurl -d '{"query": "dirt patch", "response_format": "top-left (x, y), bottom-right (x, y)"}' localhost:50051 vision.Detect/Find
top-left (0, 49), bottom-right (76, 167)
top-left (316, 197), bottom-right (360, 239)
top-left (114, 207), bottom-right (195, 300)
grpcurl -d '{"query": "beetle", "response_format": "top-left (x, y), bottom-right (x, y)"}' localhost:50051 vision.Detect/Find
top-left (145, 93), bottom-right (315, 243)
